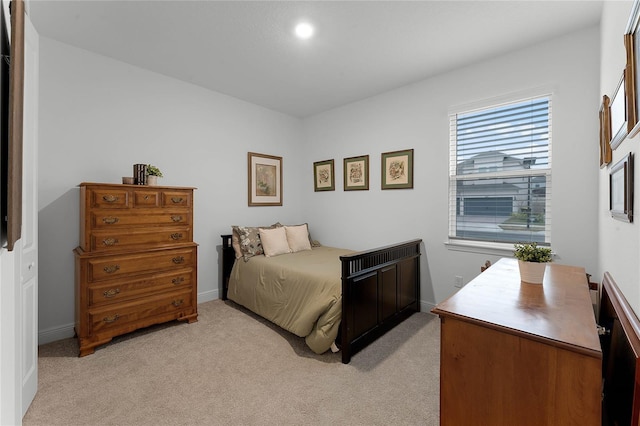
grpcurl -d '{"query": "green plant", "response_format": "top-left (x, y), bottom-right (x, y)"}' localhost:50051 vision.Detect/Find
top-left (513, 242), bottom-right (552, 263)
top-left (146, 164), bottom-right (163, 178)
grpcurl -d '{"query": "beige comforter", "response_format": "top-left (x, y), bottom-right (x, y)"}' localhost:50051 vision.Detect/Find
top-left (228, 246), bottom-right (354, 354)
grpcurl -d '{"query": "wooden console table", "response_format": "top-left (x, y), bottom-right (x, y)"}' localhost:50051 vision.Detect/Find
top-left (432, 258), bottom-right (601, 426)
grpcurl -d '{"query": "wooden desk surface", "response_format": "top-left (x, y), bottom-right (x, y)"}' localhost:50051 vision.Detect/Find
top-left (432, 257), bottom-right (601, 358)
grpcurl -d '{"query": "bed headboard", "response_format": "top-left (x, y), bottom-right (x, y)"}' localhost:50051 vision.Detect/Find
top-left (221, 234), bottom-right (235, 300)
top-left (600, 272), bottom-right (640, 426)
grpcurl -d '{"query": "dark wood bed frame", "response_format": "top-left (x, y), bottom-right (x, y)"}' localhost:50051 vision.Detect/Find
top-left (221, 235), bottom-right (422, 364)
top-left (600, 272), bottom-right (640, 425)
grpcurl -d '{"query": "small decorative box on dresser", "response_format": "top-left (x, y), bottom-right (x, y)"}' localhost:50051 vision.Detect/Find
top-left (74, 182), bottom-right (198, 356)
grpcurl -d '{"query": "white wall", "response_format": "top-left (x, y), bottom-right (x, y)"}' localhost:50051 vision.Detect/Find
top-left (599, 0), bottom-right (640, 314)
top-left (38, 37), bottom-right (305, 343)
top-left (302, 26), bottom-right (601, 306)
top-left (38, 23), bottom-right (603, 340)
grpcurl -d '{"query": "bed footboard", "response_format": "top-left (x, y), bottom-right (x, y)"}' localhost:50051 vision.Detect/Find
top-left (340, 239), bottom-right (422, 364)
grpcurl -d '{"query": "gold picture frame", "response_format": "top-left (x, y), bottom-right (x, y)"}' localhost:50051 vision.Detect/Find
top-left (343, 155), bottom-right (369, 191)
top-left (610, 72), bottom-right (628, 151)
top-left (248, 152), bottom-right (282, 206)
top-left (600, 95), bottom-right (612, 168)
top-left (381, 149), bottom-right (413, 190)
top-left (313, 159), bottom-right (335, 191)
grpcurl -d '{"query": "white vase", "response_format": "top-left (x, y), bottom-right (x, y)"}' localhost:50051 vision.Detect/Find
top-left (518, 260), bottom-right (547, 284)
top-left (146, 175), bottom-right (158, 186)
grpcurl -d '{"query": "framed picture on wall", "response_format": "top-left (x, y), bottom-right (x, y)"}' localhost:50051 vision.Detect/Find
top-left (600, 95), bottom-right (612, 168)
top-left (381, 149), bottom-right (413, 190)
top-left (313, 159), bottom-right (335, 191)
top-left (625, 1), bottom-right (640, 137)
top-left (343, 155), bottom-right (369, 191)
top-left (610, 72), bottom-right (628, 151)
top-left (610, 152), bottom-right (634, 222)
top-left (248, 152), bottom-right (282, 206)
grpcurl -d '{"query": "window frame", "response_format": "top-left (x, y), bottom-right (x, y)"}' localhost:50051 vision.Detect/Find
top-left (447, 92), bottom-right (553, 253)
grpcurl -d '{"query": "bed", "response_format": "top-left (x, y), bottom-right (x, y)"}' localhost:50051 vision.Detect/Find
top-left (221, 225), bottom-right (422, 364)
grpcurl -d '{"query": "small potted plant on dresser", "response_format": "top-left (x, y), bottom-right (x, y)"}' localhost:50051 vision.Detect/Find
top-left (513, 242), bottom-right (552, 284)
top-left (146, 164), bottom-right (163, 186)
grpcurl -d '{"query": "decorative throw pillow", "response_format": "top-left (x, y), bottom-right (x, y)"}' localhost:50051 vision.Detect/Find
top-left (233, 226), bottom-right (263, 261)
top-left (259, 227), bottom-right (291, 257)
top-left (231, 228), bottom-right (243, 259)
top-left (232, 223), bottom-right (282, 261)
top-left (285, 224), bottom-right (312, 252)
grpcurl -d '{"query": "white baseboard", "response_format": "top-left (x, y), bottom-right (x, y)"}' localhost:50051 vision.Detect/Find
top-left (38, 323), bottom-right (75, 346)
top-left (420, 300), bottom-right (436, 313)
top-left (198, 289), bottom-right (218, 304)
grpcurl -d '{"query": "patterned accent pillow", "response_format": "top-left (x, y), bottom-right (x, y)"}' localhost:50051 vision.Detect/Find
top-left (232, 223), bottom-right (281, 261)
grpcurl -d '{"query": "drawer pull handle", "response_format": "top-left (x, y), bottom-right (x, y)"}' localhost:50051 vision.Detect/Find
top-left (102, 195), bottom-right (119, 203)
top-left (102, 217), bottom-right (119, 225)
top-left (172, 277), bottom-right (184, 285)
top-left (172, 256), bottom-right (185, 264)
top-left (170, 233), bottom-right (183, 240)
top-left (103, 265), bottom-right (120, 274)
top-left (172, 299), bottom-right (184, 308)
top-left (103, 314), bottom-right (120, 323)
top-left (171, 197), bottom-right (184, 203)
top-left (102, 238), bottom-right (119, 246)
top-left (103, 288), bottom-right (120, 298)
top-left (144, 195), bottom-right (149, 200)
top-left (171, 215), bottom-right (183, 222)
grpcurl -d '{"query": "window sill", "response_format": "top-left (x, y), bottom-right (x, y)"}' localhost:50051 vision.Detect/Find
top-left (444, 240), bottom-right (517, 257)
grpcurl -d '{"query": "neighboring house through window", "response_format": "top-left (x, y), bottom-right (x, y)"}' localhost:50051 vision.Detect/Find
top-left (448, 95), bottom-right (551, 246)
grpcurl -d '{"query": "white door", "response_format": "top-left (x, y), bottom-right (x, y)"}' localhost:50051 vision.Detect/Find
top-left (21, 11), bottom-right (39, 416)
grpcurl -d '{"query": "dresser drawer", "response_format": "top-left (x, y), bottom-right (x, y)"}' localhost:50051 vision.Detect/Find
top-left (88, 268), bottom-right (194, 307)
top-left (133, 189), bottom-right (160, 207)
top-left (84, 246), bottom-right (197, 282)
top-left (88, 288), bottom-right (194, 335)
top-left (162, 190), bottom-right (191, 208)
top-left (89, 226), bottom-right (192, 252)
top-left (90, 210), bottom-right (190, 229)
top-left (89, 188), bottom-right (130, 209)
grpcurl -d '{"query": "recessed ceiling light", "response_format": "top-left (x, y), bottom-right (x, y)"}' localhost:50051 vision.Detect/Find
top-left (295, 22), bottom-right (314, 40)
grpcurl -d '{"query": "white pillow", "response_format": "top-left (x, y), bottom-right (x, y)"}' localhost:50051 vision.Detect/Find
top-left (285, 224), bottom-right (312, 253)
top-left (259, 227), bottom-right (291, 257)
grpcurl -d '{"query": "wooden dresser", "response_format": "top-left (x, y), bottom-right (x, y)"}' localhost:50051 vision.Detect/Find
top-left (74, 182), bottom-right (198, 356)
top-left (432, 258), bottom-right (601, 426)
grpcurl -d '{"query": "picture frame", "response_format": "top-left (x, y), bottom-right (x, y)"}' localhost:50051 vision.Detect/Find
top-left (313, 159), bottom-right (335, 191)
top-left (600, 95), bottom-right (612, 168)
top-left (625, 1), bottom-right (640, 137)
top-left (610, 152), bottom-right (634, 223)
top-left (610, 72), bottom-right (628, 151)
top-left (381, 149), bottom-right (413, 190)
top-left (343, 155), bottom-right (369, 191)
top-left (248, 152), bottom-right (282, 206)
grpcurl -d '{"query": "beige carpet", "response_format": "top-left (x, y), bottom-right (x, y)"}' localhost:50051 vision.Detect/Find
top-left (23, 300), bottom-right (440, 425)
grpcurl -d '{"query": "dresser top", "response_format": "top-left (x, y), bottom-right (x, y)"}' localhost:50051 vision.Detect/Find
top-left (80, 182), bottom-right (196, 190)
top-left (432, 257), bottom-right (601, 358)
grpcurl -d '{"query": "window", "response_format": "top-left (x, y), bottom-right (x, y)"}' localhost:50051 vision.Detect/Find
top-left (449, 96), bottom-right (551, 246)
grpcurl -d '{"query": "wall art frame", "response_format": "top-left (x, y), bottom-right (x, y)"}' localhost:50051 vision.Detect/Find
top-left (600, 95), bottom-right (612, 168)
top-left (610, 71), bottom-right (628, 151)
top-left (248, 152), bottom-right (282, 206)
top-left (625, 0), bottom-right (640, 137)
top-left (381, 149), bottom-right (413, 190)
top-left (610, 152), bottom-right (634, 223)
top-left (313, 159), bottom-right (335, 192)
top-left (343, 155), bottom-right (369, 191)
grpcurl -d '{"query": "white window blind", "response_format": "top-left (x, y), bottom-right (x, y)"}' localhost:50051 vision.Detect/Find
top-left (448, 96), bottom-right (552, 245)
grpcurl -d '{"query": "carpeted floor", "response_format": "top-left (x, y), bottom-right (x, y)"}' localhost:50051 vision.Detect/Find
top-left (23, 299), bottom-right (440, 425)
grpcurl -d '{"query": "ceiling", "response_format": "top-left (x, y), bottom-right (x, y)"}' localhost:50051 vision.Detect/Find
top-left (28, 0), bottom-right (604, 118)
